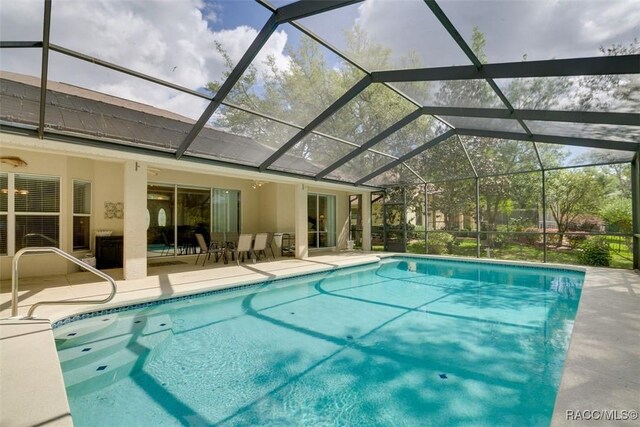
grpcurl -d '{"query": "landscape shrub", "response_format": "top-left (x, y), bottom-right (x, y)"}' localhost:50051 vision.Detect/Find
top-left (578, 236), bottom-right (612, 267)
top-left (428, 232), bottom-right (455, 255)
top-left (516, 227), bottom-right (541, 245)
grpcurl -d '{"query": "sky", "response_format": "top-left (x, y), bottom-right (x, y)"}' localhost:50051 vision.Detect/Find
top-left (0, 0), bottom-right (638, 121)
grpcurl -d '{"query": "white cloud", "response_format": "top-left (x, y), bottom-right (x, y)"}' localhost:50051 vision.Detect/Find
top-left (0, 0), bottom-right (290, 120)
top-left (301, 0), bottom-right (639, 68)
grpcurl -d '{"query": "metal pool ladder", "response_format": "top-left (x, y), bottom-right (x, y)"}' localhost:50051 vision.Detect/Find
top-left (11, 247), bottom-right (117, 318)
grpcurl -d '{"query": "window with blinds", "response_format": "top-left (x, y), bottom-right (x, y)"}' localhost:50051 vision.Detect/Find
top-left (73, 180), bottom-right (91, 250)
top-left (0, 173), bottom-right (7, 255)
top-left (11, 174), bottom-right (61, 252)
top-left (15, 174), bottom-right (60, 213)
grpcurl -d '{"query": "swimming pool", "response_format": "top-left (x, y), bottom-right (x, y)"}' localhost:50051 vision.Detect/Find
top-left (54, 257), bottom-right (584, 426)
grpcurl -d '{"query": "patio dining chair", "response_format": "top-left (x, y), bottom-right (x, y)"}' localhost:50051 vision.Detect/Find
top-left (253, 233), bottom-right (269, 261)
top-left (195, 233), bottom-right (225, 266)
top-left (161, 231), bottom-right (173, 256)
top-left (265, 232), bottom-right (276, 259)
top-left (235, 234), bottom-right (253, 265)
top-left (211, 232), bottom-right (225, 248)
top-left (272, 233), bottom-right (283, 257)
top-left (194, 233), bottom-right (212, 266)
top-left (225, 231), bottom-right (239, 260)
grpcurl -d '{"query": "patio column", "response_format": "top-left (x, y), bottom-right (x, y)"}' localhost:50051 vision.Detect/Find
top-left (361, 191), bottom-right (372, 251)
top-left (123, 160), bottom-right (147, 279)
top-left (294, 183), bottom-right (308, 258)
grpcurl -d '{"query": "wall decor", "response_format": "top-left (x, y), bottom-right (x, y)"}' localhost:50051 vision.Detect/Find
top-left (104, 201), bottom-right (124, 219)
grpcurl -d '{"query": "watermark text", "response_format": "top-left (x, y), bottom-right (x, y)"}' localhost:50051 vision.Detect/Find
top-left (566, 409), bottom-right (638, 421)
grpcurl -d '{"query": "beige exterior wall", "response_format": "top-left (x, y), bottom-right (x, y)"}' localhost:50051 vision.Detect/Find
top-left (1, 132), bottom-right (371, 279)
top-left (93, 161), bottom-right (125, 234)
top-left (255, 183), bottom-right (297, 234)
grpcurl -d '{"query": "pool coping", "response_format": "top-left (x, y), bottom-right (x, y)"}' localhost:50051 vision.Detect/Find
top-left (1, 253), bottom-right (637, 426)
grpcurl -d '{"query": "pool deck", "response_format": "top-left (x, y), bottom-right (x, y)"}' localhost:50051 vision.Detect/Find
top-left (0, 253), bottom-right (638, 426)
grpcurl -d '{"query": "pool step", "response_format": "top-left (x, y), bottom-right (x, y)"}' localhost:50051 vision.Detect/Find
top-left (55, 313), bottom-right (171, 350)
top-left (58, 334), bottom-right (132, 370)
top-left (55, 316), bottom-right (119, 348)
top-left (62, 328), bottom-right (173, 396)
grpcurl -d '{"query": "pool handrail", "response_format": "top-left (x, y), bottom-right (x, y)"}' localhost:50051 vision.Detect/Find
top-left (11, 246), bottom-right (117, 318)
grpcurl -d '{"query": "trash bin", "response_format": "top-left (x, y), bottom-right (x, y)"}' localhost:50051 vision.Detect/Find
top-left (347, 240), bottom-right (354, 250)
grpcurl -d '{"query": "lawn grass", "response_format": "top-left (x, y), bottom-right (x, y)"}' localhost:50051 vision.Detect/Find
top-left (399, 235), bottom-right (633, 269)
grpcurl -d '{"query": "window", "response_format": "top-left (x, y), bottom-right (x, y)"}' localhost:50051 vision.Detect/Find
top-left (11, 173), bottom-right (61, 252)
top-left (73, 180), bottom-right (91, 250)
top-left (308, 193), bottom-right (336, 249)
top-left (0, 173), bottom-right (7, 255)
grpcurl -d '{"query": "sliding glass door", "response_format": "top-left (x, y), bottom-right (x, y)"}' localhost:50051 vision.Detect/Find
top-left (308, 193), bottom-right (336, 249)
top-left (147, 184), bottom-right (240, 257)
top-left (177, 187), bottom-right (210, 253)
top-left (147, 184), bottom-right (175, 257)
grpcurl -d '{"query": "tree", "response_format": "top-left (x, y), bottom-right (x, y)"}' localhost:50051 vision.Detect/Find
top-left (545, 169), bottom-right (605, 246)
top-left (207, 29), bottom-right (436, 181)
top-left (600, 197), bottom-right (632, 234)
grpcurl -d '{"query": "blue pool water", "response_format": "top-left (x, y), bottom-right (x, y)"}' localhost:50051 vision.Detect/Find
top-left (54, 257), bottom-right (584, 426)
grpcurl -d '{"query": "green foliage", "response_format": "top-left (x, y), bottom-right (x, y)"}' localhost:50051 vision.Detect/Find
top-left (428, 179), bottom-right (476, 230)
top-left (600, 197), bottom-right (633, 234)
top-left (578, 236), bottom-right (612, 267)
top-left (546, 169), bottom-right (604, 241)
top-left (567, 232), bottom-right (588, 248)
top-left (428, 232), bottom-right (455, 255)
top-left (498, 199), bottom-right (514, 217)
top-left (519, 228), bottom-right (541, 246)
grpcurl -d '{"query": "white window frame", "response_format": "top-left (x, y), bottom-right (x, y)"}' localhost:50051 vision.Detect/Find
top-left (72, 179), bottom-right (92, 251)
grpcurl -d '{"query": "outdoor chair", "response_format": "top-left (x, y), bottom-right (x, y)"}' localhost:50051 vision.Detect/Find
top-left (253, 233), bottom-right (269, 261)
top-left (281, 233), bottom-right (295, 256)
top-left (272, 233), bottom-right (283, 257)
top-left (210, 232), bottom-right (225, 261)
top-left (161, 231), bottom-right (173, 256)
top-left (265, 232), bottom-right (276, 259)
top-left (211, 232), bottom-right (225, 248)
top-left (235, 234), bottom-right (253, 265)
top-left (194, 233), bottom-right (212, 266)
top-left (195, 233), bottom-right (225, 266)
top-left (225, 231), bottom-right (239, 260)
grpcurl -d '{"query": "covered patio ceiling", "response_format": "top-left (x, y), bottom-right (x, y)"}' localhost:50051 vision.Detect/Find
top-left (0, 0), bottom-right (638, 188)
